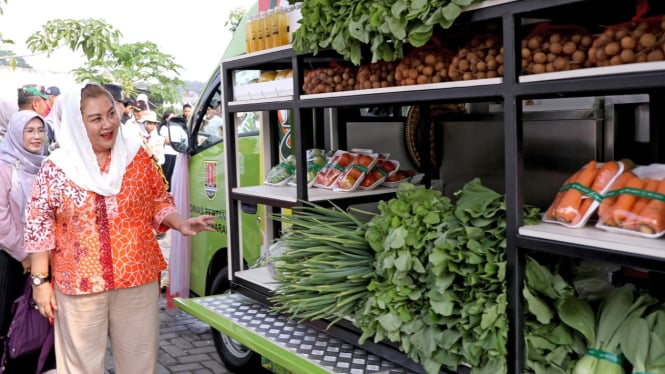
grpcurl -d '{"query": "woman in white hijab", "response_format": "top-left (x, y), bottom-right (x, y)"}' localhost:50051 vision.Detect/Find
top-left (24, 83), bottom-right (216, 374)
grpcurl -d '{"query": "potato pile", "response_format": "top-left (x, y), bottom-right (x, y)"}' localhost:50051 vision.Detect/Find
top-left (448, 34), bottom-right (504, 80)
top-left (395, 46), bottom-right (454, 85)
top-left (589, 15), bottom-right (665, 66)
top-left (355, 61), bottom-right (397, 89)
top-left (521, 26), bottom-right (594, 74)
top-left (302, 66), bottom-right (357, 94)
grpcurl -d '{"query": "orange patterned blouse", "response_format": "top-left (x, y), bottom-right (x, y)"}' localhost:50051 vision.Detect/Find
top-left (24, 148), bottom-right (176, 295)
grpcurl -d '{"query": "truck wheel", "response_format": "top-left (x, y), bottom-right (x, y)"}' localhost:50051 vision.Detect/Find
top-left (210, 267), bottom-right (263, 373)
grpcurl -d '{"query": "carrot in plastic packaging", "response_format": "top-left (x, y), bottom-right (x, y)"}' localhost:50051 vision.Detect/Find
top-left (598, 171), bottom-right (636, 225)
top-left (546, 170), bottom-right (581, 220)
top-left (554, 160), bottom-right (599, 224)
top-left (610, 174), bottom-right (647, 227)
top-left (622, 178), bottom-right (659, 230)
top-left (576, 161), bottom-right (620, 223)
top-left (637, 178), bottom-right (665, 235)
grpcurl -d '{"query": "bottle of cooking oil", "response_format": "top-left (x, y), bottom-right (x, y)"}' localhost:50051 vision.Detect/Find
top-left (271, 8), bottom-right (282, 47)
top-left (276, 7), bottom-right (289, 46)
top-left (245, 14), bottom-right (255, 53)
top-left (264, 9), bottom-right (275, 49)
top-left (256, 11), bottom-right (266, 51)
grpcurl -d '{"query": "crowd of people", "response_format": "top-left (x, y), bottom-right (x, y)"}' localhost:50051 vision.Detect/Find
top-left (0, 83), bottom-right (212, 374)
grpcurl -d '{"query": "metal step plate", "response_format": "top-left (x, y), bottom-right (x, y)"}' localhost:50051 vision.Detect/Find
top-left (191, 293), bottom-right (415, 374)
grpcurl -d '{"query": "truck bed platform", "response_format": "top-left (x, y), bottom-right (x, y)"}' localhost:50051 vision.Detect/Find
top-left (175, 292), bottom-right (416, 374)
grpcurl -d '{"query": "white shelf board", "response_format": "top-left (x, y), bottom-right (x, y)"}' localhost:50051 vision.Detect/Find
top-left (223, 44), bottom-right (292, 63)
top-left (519, 61), bottom-right (665, 83)
top-left (229, 95), bottom-right (293, 107)
top-left (519, 223), bottom-right (665, 259)
top-left (232, 185), bottom-right (400, 203)
top-left (300, 78), bottom-right (502, 101)
top-left (236, 268), bottom-right (280, 291)
top-left (465, 0), bottom-right (517, 11)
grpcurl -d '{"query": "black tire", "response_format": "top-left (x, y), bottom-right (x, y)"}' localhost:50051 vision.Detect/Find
top-left (210, 267), bottom-right (263, 373)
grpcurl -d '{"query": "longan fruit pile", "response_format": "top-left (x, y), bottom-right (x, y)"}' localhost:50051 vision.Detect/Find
top-left (589, 15), bottom-right (665, 66)
top-left (303, 66), bottom-right (357, 94)
top-left (395, 47), bottom-right (453, 85)
top-left (448, 34), bottom-right (504, 81)
top-left (355, 61), bottom-right (397, 90)
top-left (521, 29), bottom-right (594, 74)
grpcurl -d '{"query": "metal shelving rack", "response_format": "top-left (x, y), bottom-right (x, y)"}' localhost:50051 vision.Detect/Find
top-left (213, 1), bottom-right (665, 373)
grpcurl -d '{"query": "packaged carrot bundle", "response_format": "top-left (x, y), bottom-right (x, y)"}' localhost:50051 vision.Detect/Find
top-left (543, 160), bottom-right (625, 228)
top-left (595, 164), bottom-right (665, 238)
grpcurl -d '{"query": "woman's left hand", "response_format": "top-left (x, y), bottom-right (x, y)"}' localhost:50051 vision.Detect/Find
top-left (178, 215), bottom-right (217, 236)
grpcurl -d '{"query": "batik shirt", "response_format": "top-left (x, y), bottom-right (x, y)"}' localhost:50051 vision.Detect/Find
top-left (24, 148), bottom-right (175, 295)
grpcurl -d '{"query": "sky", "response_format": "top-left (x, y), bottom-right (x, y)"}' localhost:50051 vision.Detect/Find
top-left (0, 0), bottom-right (254, 82)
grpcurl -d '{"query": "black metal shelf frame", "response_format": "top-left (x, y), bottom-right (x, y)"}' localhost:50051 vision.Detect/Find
top-left (220, 1), bottom-right (665, 373)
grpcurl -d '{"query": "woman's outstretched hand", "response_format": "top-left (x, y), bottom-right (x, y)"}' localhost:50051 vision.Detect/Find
top-left (178, 215), bottom-right (217, 236)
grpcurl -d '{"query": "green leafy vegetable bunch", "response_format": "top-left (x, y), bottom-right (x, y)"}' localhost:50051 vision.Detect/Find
top-left (292, 0), bottom-right (485, 65)
top-left (523, 256), bottom-right (587, 374)
top-left (356, 183), bottom-right (455, 374)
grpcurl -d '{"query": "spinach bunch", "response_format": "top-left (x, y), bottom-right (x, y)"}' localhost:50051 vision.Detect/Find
top-left (358, 184), bottom-right (455, 374)
top-left (423, 178), bottom-right (521, 374)
top-left (523, 256), bottom-right (587, 374)
top-left (358, 179), bottom-right (541, 374)
top-left (292, 0), bottom-right (485, 65)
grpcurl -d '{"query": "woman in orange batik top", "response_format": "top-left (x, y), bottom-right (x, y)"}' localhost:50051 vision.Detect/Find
top-left (24, 83), bottom-right (216, 374)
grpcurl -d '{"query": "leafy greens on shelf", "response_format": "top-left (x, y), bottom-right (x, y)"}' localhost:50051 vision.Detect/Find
top-left (291, 0), bottom-right (485, 65)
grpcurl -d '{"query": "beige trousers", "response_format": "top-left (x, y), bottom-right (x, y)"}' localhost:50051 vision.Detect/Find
top-left (53, 281), bottom-right (160, 374)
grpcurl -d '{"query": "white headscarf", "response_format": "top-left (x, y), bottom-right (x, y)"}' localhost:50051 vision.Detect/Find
top-left (48, 85), bottom-right (141, 196)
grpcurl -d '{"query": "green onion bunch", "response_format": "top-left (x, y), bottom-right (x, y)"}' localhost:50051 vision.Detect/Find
top-left (269, 202), bottom-right (376, 326)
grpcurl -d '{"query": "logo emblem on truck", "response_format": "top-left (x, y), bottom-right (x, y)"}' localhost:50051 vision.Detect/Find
top-left (205, 160), bottom-right (217, 200)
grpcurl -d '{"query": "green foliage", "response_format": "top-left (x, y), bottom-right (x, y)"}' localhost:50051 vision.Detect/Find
top-left (25, 18), bottom-right (183, 104)
top-left (225, 7), bottom-right (246, 33)
top-left (72, 41), bottom-right (184, 105)
top-left (292, 0), bottom-right (485, 65)
top-left (0, 50), bottom-right (29, 68)
top-left (26, 18), bottom-right (122, 61)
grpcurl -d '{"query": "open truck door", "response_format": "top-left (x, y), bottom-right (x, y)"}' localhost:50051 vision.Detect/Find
top-left (170, 66), bottom-right (266, 372)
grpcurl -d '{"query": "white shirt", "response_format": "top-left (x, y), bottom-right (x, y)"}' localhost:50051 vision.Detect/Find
top-left (143, 129), bottom-right (166, 165)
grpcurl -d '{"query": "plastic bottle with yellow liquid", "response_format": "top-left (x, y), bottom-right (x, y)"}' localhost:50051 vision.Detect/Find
top-left (276, 7), bottom-right (289, 46)
top-left (256, 11), bottom-right (266, 51)
top-left (245, 14), bottom-right (256, 53)
top-left (264, 9), bottom-right (275, 49)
